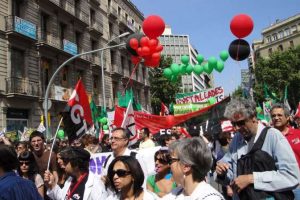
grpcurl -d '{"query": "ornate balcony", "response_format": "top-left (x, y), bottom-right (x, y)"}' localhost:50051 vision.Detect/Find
top-left (6, 77), bottom-right (39, 97)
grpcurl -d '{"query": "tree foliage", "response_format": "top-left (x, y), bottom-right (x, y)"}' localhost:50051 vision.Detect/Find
top-left (149, 55), bottom-right (181, 114)
top-left (254, 45), bottom-right (300, 108)
top-left (232, 86), bottom-right (243, 98)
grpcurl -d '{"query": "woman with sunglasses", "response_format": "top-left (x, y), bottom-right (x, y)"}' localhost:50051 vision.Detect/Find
top-left (18, 151), bottom-right (45, 198)
top-left (162, 138), bottom-right (224, 200)
top-left (146, 148), bottom-right (176, 197)
top-left (107, 156), bottom-right (158, 200)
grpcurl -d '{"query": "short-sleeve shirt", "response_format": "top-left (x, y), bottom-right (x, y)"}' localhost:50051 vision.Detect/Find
top-left (286, 127), bottom-right (300, 168)
top-left (34, 174), bottom-right (44, 188)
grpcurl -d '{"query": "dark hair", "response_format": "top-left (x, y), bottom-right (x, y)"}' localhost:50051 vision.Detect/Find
top-left (29, 131), bottom-right (45, 142)
top-left (59, 146), bottom-right (90, 172)
top-left (154, 149), bottom-right (171, 165)
top-left (0, 144), bottom-right (18, 171)
top-left (112, 127), bottom-right (130, 139)
top-left (218, 132), bottom-right (231, 146)
top-left (15, 141), bottom-right (29, 150)
top-left (102, 134), bottom-right (109, 142)
top-left (141, 127), bottom-right (150, 137)
top-left (107, 156), bottom-right (144, 194)
top-left (159, 134), bottom-right (171, 146)
top-left (270, 103), bottom-right (290, 117)
top-left (17, 151), bottom-right (39, 182)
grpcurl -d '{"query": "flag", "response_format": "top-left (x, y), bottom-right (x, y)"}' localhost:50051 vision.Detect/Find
top-left (283, 85), bottom-right (291, 111)
top-left (62, 79), bottom-right (93, 143)
top-left (121, 100), bottom-right (138, 146)
top-left (90, 98), bottom-right (100, 137)
top-left (295, 102), bottom-right (300, 118)
top-left (161, 102), bottom-right (169, 116)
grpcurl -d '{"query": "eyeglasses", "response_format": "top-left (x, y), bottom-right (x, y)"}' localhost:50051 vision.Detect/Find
top-left (19, 161), bottom-right (30, 166)
top-left (109, 137), bottom-right (127, 142)
top-left (155, 157), bottom-right (168, 164)
top-left (232, 119), bottom-right (246, 127)
top-left (169, 157), bottom-right (180, 165)
top-left (271, 114), bottom-right (284, 118)
top-left (112, 169), bottom-right (131, 177)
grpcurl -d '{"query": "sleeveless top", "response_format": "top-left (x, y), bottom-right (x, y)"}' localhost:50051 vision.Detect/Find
top-left (147, 174), bottom-right (177, 194)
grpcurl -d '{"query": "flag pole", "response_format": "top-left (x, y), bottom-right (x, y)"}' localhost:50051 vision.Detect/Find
top-left (46, 117), bottom-right (63, 172)
top-left (121, 99), bottom-right (132, 127)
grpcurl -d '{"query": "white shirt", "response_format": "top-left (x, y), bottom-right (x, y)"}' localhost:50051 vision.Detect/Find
top-left (161, 181), bottom-right (224, 200)
top-left (139, 139), bottom-right (155, 149)
top-left (106, 189), bottom-right (158, 200)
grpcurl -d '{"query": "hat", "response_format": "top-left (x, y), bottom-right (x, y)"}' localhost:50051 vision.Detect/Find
top-left (221, 120), bottom-right (234, 133)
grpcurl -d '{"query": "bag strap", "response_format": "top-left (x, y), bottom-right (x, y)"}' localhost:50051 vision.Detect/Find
top-left (103, 154), bottom-right (112, 168)
top-left (249, 127), bottom-right (270, 153)
top-left (130, 151), bottom-right (137, 158)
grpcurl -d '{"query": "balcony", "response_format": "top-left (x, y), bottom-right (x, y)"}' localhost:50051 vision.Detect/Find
top-left (88, 0), bottom-right (100, 6)
top-left (75, 8), bottom-right (89, 25)
top-left (111, 63), bottom-right (123, 76)
top-left (6, 77), bottom-right (39, 97)
top-left (88, 22), bottom-right (103, 36)
top-left (37, 30), bottom-right (61, 50)
top-left (5, 15), bottom-right (37, 41)
top-left (107, 7), bottom-right (118, 19)
top-left (127, 21), bottom-right (136, 32)
top-left (109, 32), bottom-right (121, 44)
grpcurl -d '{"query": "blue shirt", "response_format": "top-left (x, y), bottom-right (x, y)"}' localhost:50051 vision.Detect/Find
top-left (0, 171), bottom-right (43, 200)
top-left (215, 123), bottom-right (300, 199)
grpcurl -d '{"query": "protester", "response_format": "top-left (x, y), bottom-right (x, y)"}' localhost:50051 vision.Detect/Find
top-left (17, 151), bottom-right (44, 198)
top-left (0, 144), bottom-right (43, 200)
top-left (146, 148), bottom-right (176, 197)
top-left (107, 156), bottom-right (158, 200)
top-left (44, 146), bottom-right (108, 200)
top-left (270, 103), bottom-right (300, 199)
top-left (162, 137), bottom-right (224, 199)
top-left (139, 127), bottom-right (155, 149)
top-left (56, 149), bottom-right (68, 188)
top-left (100, 134), bottom-right (111, 152)
top-left (15, 141), bottom-right (29, 156)
top-left (215, 98), bottom-right (299, 200)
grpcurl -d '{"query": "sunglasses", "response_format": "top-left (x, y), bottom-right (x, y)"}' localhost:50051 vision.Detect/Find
top-left (169, 157), bottom-right (180, 165)
top-left (155, 157), bottom-right (168, 164)
top-left (19, 161), bottom-right (30, 166)
top-left (232, 119), bottom-right (246, 127)
top-left (112, 169), bottom-right (131, 177)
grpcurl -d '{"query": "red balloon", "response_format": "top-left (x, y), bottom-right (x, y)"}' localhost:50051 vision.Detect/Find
top-left (131, 56), bottom-right (141, 65)
top-left (129, 38), bottom-right (139, 50)
top-left (142, 15), bottom-right (165, 39)
top-left (151, 52), bottom-right (161, 61)
top-left (149, 39), bottom-right (159, 48)
top-left (140, 36), bottom-right (150, 47)
top-left (155, 44), bottom-right (163, 52)
top-left (137, 47), bottom-right (143, 56)
top-left (144, 58), bottom-right (159, 68)
top-left (141, 46), bottom-right (150, 56)
top-left (230, 14), bottom-right (254, 38)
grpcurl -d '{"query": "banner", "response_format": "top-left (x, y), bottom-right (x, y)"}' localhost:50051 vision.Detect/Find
top-left (114, 97), bottom-right (230, 134)
top-left (173, 102), bottom-right (210, 115)
top-left (176, 86), bottom-right (224, 104)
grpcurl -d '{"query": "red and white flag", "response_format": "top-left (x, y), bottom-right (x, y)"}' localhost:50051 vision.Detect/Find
top-left (161, 102), bottom-right (169, 116)
top-left (295, 102), bottom-right (300, 118)
top-left (121, 100), bottom-right (138, 146)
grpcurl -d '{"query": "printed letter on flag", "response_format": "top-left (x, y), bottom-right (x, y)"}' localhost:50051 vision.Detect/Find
top-left (121, 100), bottom-right (138, 146)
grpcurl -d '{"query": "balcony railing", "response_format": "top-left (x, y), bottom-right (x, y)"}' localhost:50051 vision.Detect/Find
top-left (89, 22), bottom-right (103, 35)
top-left (75, 8), bottom-right (89, 24)
top-left (6, 77), bottom-right (39, 97)
top-left (5, 15), bottom-right (37, 40)
top-left (60, 0), bottom-right (75, 15)
top-left (37, 30), bottom-right (61, 49)
top-left (108, 7), bottom-right (118, 18)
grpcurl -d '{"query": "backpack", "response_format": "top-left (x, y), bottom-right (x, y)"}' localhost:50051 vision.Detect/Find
top-left (103, 151), bottom-right (137, 169)
top-left (237, 127), bottom-right (294, 200)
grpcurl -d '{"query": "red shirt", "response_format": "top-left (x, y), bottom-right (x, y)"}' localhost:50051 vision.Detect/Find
top-left (286, 127), bottom-right (300, 168)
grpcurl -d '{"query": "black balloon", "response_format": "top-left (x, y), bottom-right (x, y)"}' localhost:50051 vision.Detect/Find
top-left (228, 39), bottom-right (250, 61)
top-left (126, 33), bottom-right (144, 56)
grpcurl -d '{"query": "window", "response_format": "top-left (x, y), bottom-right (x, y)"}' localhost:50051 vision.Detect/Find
top-left (59, 23), bottom-right (66, 48)
top-left (278, 45), bottom-right (283, 51)
top-left (76, 69), bottom-right (84, 81)
top-left (110, 50), bottom-right (115, 66)
top-left (75, 31), bottom-right (82, 53)
top-left (278, 31), bottom-right (284, 39)
top-left (284, 28), bottom-right (291, 36)
top-left (118, 6), bottom-right (121, 16)
top-left (41, 58), bottom-right (51, 89)
top-left (90, 9), bottom-right (95, 25)
top-left (272, 33), bottom-right (278, 41)
top-left (291, 25), bottom-right (297, 33)
top-left (61, 66), bottom-right (69, 87)
top-left (91, 40), bottom-right (97, 61)
top-left (121, 56), bottom-right (125, 75)
top-left (268, 48), bottom-right (273, 56)
top-left (108, 0), bottom-right (111, 7)
top-left (12, 0), bottom-right (22, 17)
top-left (93, 75), bottom-right (98, 90)
top-left (142, 67), bottom-right (145, 80)
top-left (11, 48), bottom-right (24, 78)
top-left (125, 13), bottom-right (128, 21)
top-left (131, 19), bottom-right (135, 26)
top-left (290, 40), bottom-right (294, 48)
top-left (266, 36), bottom-right (272, 43)
top-left (40, 13), bottom-right (48, 40)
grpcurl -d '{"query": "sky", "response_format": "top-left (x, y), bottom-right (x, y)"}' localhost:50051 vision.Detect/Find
top-left (130, 0), bottom-right (300, 95)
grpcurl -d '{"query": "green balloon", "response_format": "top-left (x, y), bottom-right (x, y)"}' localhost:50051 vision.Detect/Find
top-left (57, 129), bottom-right (65, 139)
top-left (208, 97), bottom-right (217, 105)
top-left (256, 107), bottom-right (263, 113)
top-left (170, 63), bottom-right (180, 75)
top-left (100, 117), bottom-right (108, 125)
top-left (219, 50), bottom-right (229, 62)
top-left (181, 55), bottom-right (189, 65)
top-left (163, 68), bottom-right (173, 79)
top-left (215, 60), bottom-right (224, 72)
top-left (193, 64), bottom-right (204, 75)
top-left (185, 64), bottom-right (194, 75)
top-left (196, 54), bottom-right (204, 64)
top-left (208, 57), bottom-right (217, 69)
top-left (103, 125), bottom-right (109, 130)
top-left (170, 75), bottom-right (178, 83)
top-left (179, 64), bottom-right (187, 75)
top-left (204, 63), bottom-right (213, 74)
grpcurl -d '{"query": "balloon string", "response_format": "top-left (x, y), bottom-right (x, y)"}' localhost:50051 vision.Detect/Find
top-left (123, 62), bottom-right (140, 95)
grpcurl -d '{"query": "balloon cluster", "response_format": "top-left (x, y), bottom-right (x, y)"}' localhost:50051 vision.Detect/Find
top-left (126, 15), bottom-right (165, 68)
top-left (57, 129), bottom-right (65, 140)
top-left (228, 14), bottom-right (253, 61)
top-left (163, 51), bottom-right (229, 82)
top-left (98, 117), bottom-right (109, 130)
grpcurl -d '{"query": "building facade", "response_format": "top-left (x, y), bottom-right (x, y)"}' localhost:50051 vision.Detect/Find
top-left (0, 0), bottom-right (150, 134)
top-left (159, 26), bottom-right (212, 93)
top-left (252, 13), bottom-right (300, 69)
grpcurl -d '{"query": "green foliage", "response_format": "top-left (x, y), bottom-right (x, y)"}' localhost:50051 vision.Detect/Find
top-left (149, 55), bottom-right (181, 114)
top-left (254, 45), bottom-right (300, 108)
top-left (232, 86), bottom-right (243, 98)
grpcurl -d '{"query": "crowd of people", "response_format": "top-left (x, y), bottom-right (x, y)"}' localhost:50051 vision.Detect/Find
top-left (0, 98), bottom-right (300, 200)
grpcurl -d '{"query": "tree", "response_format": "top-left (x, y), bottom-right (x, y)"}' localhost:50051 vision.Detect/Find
top-left (254, 45), bottom-right (300, 108)
top-left (232, 86), bottom-right (243, 98)
top-left (149, 55), bottom-right (181, 114)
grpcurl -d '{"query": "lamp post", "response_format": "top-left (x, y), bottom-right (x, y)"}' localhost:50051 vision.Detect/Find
top-left (44, 43), bottom-right (126, 139)
top-left (100, 32), bottom-right (130, 110)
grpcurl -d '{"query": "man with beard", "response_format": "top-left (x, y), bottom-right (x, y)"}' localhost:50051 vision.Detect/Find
top-left (44, 147), bottom-right (108, 200)
top-left (215, 98), bottom-right (299, 200)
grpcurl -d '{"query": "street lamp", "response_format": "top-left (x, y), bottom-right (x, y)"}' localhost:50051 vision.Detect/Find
top-left (100, 32), bottom-right (130, 110)
top-left (44, 43), bottom-right (126, 139)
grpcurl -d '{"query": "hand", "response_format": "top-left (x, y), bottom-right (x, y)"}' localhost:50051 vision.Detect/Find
top-left (215, 162), bottom-right (230, 176)
top-left (227, 185), bottom-right (234, 197)
top-left (44, 170), bottom-right (56, 189)
top-left (231, 174), bottom-right (254, 193)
